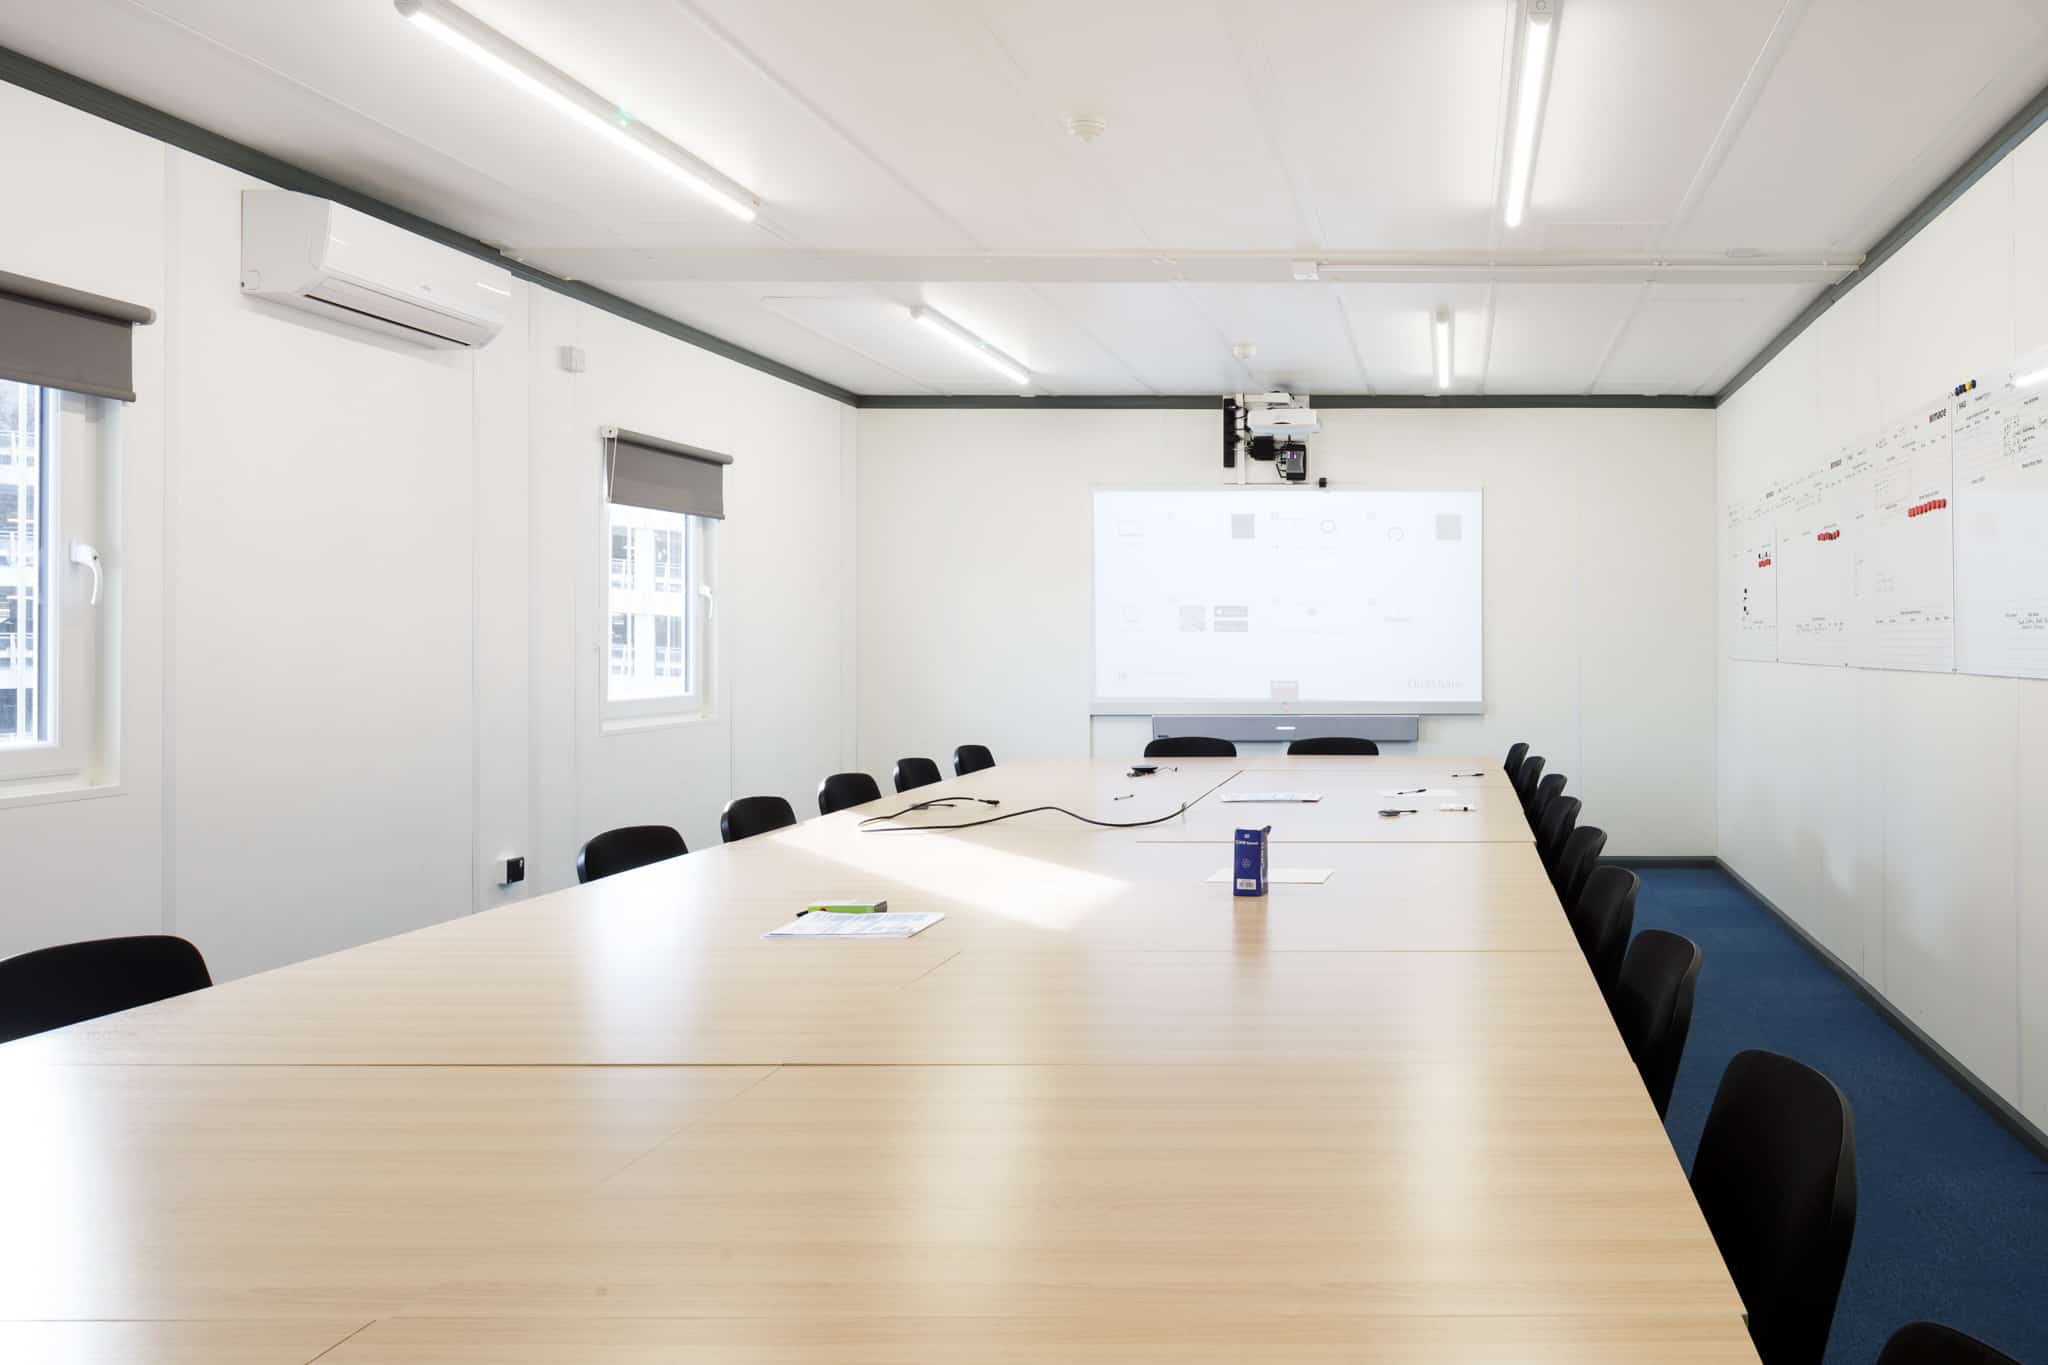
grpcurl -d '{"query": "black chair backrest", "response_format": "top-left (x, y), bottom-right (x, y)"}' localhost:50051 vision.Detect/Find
top-left (1504, 741), bottom-right (1530, 780)
top-left (1691, 1050), bottom-right (1858, 1365)
top-left (577, 824), bottom-right (687, 884)
top-left (1614, 929), bottom-right (1703, 1119)
top-left (1528, 771), bottom-right (1568, 825)
top-left (1875, 1323), bottom-right (2021, 1365)
top-left (1512, 754), bottom-right (1545, 807)
top-left (720, 795), bottom-right (797, 844)
top-left (893, 757), bottom-right (943, 793)
top-left (818, 772), bottom-right (883, 815)
top-left (1568, 865), bottom-right (1636, 1002)
top-left (1553, 824), bottom-right (1607, 904)
top-left (0, 935), bottom-right (213, 1045)
top-left (952, 744), bottom-right (996, 776)
top-left (1286, 736), bottom-right (1379, 755)
top-left (1144, 736), bottom-right (1236, 758)
top-left (1537, 795), bottom-right (1581, 871)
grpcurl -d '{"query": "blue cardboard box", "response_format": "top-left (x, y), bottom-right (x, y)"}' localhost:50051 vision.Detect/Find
top-left (1233, 825), bottom-right (1270, 897)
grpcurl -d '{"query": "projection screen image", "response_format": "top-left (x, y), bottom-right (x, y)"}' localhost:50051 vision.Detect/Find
top-left (1092, 488), bottom-right (1483, 713)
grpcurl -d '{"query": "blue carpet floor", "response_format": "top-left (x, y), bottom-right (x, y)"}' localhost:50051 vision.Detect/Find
top-left (1624, 865), bottom-right (2048, 1365)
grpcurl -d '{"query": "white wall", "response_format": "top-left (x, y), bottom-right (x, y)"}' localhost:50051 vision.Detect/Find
top-left (857, 405), bottom-right (1719, 856)
top-left (1716, 123), bottom-right (2048, 1129)
top-left (0, 83), bottom-right (857, 979)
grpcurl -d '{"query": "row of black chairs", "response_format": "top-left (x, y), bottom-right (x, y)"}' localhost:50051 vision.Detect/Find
top-left (1503, 741), bottom-right (1885, 1365)
top-left (576, 743), bottom-right (999, 884)
top-left (1143, 735), bottom-right (1379, 757)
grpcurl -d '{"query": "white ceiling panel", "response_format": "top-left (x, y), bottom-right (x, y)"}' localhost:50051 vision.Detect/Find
top-left (1597, 283), bottom-right (1822, 395)
top-left (1338, 284), bottom-right (1496, 393)
top-left (1676, 0), bottom-right (2048, 251)
top-left (1173, 285), bottom-right (1370, 393)
top-left (0, 0), bottom-right (2041, 395)
top-left (1240, 0), bottom-right (1510, 251)
top-left (1530, 0), bottom-right (1786, 236)
top-left (1484, 283), bottom-right (1642, 392)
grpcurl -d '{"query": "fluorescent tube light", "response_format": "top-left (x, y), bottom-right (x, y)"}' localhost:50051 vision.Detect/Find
top-left (1503, 1), bottom-right (1559, 230)
top-left (393, 0), bottom-right (759, 222)
top-left (2015, 365), bottom-right (2048, 389)
top-left (910, 306), bottom-right (1032, 387)
top-left (1433, 308), bottom-right (1454, 390)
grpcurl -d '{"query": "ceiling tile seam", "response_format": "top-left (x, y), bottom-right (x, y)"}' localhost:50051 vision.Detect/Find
top-left (1718, 71), bottom-right (2048, 403)
top-left (1020, 283), bottom-right (1161, 395)
top-left (1583, 282), bottom-right (1652, 395)
top-left (1655, 0), bottom-right (1812, 251)
top-left (1215, 0), bottom-right (1327, 251)
top-left (755, 291), bottom-right (944, 394)
top-left (1476, 282), bottom-right (1500, 395)
top-left (0, 41), bottom-right (857, 404)
top-left (1332, 290), bottom-right (1377, 396)
top-left (663, 0), bottom-right (986, 253)
top-left (1828, 49), bottom-right (2033, 254)
top-left (1165, 268), bottom-right (1260, 391)
top-left (960, 8), bottom-right (1164, 253)
top-left (110, 0), bottom-right (644, 255)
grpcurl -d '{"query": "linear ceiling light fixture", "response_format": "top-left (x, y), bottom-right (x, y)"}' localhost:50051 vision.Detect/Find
top-left (1503, 0), bottom-right (1560, 229)
top-left (909, 306), bottom-right (1032, 387)
top-left (393, 0), bottom-right (759, 222)
top-left (2015, 364), bottom-right (2048, 389)
top-left (1433, 308), bottom-right (1454, 390)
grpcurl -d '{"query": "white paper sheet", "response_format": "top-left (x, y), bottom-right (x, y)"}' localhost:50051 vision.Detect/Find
top-left (764, 912), bottom-right (945, 939)
top-left (1205, 867), bottom-right (1334, 885)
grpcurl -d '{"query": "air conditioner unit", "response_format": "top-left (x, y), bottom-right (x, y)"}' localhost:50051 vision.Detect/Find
top-left (239, 190), bottom-right (511, 349)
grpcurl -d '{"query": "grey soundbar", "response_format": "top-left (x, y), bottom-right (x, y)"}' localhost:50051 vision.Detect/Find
top-left (1151, 715), bottom-right (1421, 744)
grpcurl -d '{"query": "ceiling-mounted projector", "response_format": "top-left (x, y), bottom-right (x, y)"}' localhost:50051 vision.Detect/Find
top-left (1246, 404), bottom-right (1320, 436)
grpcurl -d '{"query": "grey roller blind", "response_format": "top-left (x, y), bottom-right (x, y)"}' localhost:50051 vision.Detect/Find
top-left (603, 426), bottom-right (732, 520)
top-left (0, 270), bottom-right (156, 403)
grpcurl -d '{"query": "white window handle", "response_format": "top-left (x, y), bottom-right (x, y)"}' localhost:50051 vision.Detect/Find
top-left (70, 541), bottom-right (102, 607)
top-left (699, 583), bottom-right (715, 619)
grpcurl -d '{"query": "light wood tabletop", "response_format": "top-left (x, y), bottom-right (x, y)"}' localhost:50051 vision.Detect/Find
top-left (0, 756), bottom-right (1755, 1362)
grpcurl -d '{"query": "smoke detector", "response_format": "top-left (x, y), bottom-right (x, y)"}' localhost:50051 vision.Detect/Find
top-left (1232, 341), bottom-right (1258, 362)
top-left (1064, 114), bottom-right (1107, 143)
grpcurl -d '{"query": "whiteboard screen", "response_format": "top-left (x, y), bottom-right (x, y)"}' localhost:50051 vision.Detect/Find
top-left (1092, 489), bottom-right (1483, 713)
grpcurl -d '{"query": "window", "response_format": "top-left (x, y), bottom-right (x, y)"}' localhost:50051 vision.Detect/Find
top-left (0, 385), bottom-right (46, 751)
top-left (603, 502), bottom-right (710, 717)
top-left (1, 380), bottom-right (106, 786)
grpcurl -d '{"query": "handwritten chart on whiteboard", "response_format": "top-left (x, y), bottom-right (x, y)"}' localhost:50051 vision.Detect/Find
top-left (1728, 358), bottom-right (2048, 678)
top-left (1775, 445), bottom-right (1862, 666)
top-left (1858, 400), bottom-right (1955, 672)
top-left (1726, 492), bottom-right (1779, 661)
top-left (1952, 369), bottom-right (2048, 678)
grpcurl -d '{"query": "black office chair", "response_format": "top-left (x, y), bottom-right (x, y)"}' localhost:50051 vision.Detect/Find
top-left (1692, 1050), bottom-right (1858, 1365)
top-left (818, 771), bottom-right (882, 815)
top-left (1875, 1323), bottom-right (2022, 1365)
top-left (1144, 736), bottom-right (1236, 758)
top-left (720, 795), bottom-right (797, 843)
top-left (1286, 736), bottom-right (1379, 755)
top-left (893, 757), bottom-right (943, 793)
top-left (1528, 771), bottom-right (1568, 827)
top-left (1512, 754), bottom-right (1545, 810)
top-left (1537, 794), bottom-right (1581, 872)
top-left (1552, 824), bottom-right (1608, 905)
top-left (1504, 741), bottom-right (1530, 782)
top-left (0, 935), bottom-right (213, 1045)
top-left (952, 744), bottom-right (996, 776)
top-left (1614, 929), bottom-right (1703, 1119)
top-left (1567, 865), bottom-right (1636, 1004)
top-left (577, 824), bottom-right (687, 884)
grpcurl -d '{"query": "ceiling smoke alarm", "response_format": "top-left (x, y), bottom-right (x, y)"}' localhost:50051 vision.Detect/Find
top-left (1065, 114), bottom-right (1108, 143)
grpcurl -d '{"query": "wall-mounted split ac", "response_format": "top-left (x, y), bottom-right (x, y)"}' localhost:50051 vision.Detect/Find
top-left (239, 190), bottom-right (511, 348)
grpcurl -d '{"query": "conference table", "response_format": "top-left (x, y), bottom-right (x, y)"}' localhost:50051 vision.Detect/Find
top-left (0, 756), bottom-right (1759, 1364)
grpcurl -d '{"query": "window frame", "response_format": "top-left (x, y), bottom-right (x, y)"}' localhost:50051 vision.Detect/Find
top-left (599, 499), bottom-right (714, 726)
top-left (0, 385), bottom-right (104, 787)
